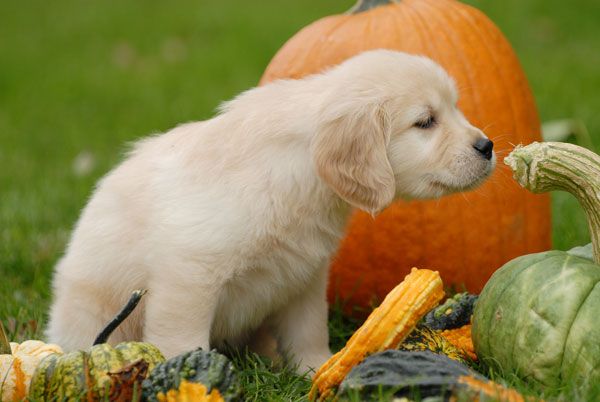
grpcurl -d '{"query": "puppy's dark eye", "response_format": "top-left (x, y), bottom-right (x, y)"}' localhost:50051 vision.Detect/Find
top-left (414, 116), bottom-right (436, 129)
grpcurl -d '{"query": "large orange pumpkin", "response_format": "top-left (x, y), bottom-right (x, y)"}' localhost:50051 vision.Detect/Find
top-left (261, 0), bottom-right (551, 309)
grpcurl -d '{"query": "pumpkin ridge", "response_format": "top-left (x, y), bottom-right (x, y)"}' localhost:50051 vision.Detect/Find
top-left (434, 0), bottom-right (514, 269)
top-left (363, 9), bottom-right (374, 50)
top-left (278, 16), bottom-right (342, 85)
top-left (385, 3), bottom-right (432, 288)
top-left (452, 2), bottom-right (524, 141)
top-left (396, 1), bottom-right (432, 55)
top-left (292, 17), bottom-right (343, 81)
top-left (306, 15), bottom-right (353, 75)
top-left (388, 4), bottom-right (405, 48)
top-left (415, 0), bottom-right (484, 273)
top-left (557, 277), bottom-right (600, 379)
top-left (419, 0), bottom-right (486, 123)
top-left (386, 1), bottom-right (435, 280)
top-left (452, 4), bottom-right (534, 255)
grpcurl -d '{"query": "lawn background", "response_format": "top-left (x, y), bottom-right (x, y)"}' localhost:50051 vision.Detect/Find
top-left (1, 0), bottom-right (599, 400)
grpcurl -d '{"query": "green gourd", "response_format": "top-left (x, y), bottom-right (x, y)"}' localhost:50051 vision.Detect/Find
top-left (29, 290), bottom-right (165, 401)
top-left (473, 142), bottom-right (600, 390)
top-left (339, 350), bottom-right (524, 401)
top-left (423, 292), bottom-right (478, 330)
top-left (141, 348), bottom-right (241, 402)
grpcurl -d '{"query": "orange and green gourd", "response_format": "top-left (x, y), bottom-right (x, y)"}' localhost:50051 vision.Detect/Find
top-left (440, 324), bottom-right (476, 361)
top-left (261, 0), bottom-right (551, 310)
top-left (310, 268), bottom-right (445, 401)
top-left (401, 293), bottom-right (478, 362)
top-left (399, 325), bottom-right (470, 363)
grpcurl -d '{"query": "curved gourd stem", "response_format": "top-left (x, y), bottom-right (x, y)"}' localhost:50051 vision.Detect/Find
top-left (0, 321), bottom-right (11, 354)
top-left (505, 141), bottom-right (600, 264)
top-left (93, 289), bottom-right (147, 345)
top-left (348, 0), bottom-right (398, 14)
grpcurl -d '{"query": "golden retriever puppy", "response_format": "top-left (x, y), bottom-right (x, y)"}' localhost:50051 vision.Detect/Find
top-left (46, 50), bottom-right (495, 373)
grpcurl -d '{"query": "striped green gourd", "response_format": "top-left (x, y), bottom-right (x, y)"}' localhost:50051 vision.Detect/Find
top-left (142, 348), bottom-right (241, 402)
top-left (29, 290), bottom-right (165, 400)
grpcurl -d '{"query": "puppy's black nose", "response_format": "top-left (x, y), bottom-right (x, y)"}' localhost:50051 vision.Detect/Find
top-left (473, 138), bottom-right (494, 160)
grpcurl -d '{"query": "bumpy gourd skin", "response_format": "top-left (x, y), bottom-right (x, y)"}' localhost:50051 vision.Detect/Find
top-left (397, 293), bottom-right (479, 363)
top-left (399, 325), bottom-right (468, 364)
top-left (423, 292), bottom-right (478, 330)
top-left (28, 342), bottom-right (164, 401)
top-left (340, 350), bottom-right (473, 400)
top-left (339, 350), bottom-right (526, 401)
top-left (141, 348), bottom-right (241, 402)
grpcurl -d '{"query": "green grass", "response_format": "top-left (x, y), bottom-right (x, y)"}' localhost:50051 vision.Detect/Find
top-left (1, 0), bottom-right (599, 400)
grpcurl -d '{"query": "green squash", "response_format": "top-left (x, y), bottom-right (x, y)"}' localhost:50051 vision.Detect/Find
top-left (473, 142), bottom-right (600, 390)
top-left (339, 350), bottom-right (524, 401)
top-left (141, 348), bottom-right (241, 402)
top-left (29, 342), bottom-right (163, 400)
top-left (423, 292), bottom-right (478, 330)
top-left (29, 290), bottom-right (165, 401)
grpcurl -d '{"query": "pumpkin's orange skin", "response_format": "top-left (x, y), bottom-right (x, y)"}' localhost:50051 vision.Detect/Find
top-left (261, 0), bottom-right (551, 309)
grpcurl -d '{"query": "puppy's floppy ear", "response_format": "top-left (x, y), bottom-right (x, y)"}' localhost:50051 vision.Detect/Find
top-left (312, 103), bottom-right (395, 215)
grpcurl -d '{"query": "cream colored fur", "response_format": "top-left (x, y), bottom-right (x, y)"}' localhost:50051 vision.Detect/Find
top-left (46, 50), bottom-right (495, 373)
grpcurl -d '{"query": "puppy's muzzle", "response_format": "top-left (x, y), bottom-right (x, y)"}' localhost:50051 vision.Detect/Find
top-left (473, 138), bottom-right (494, 160)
